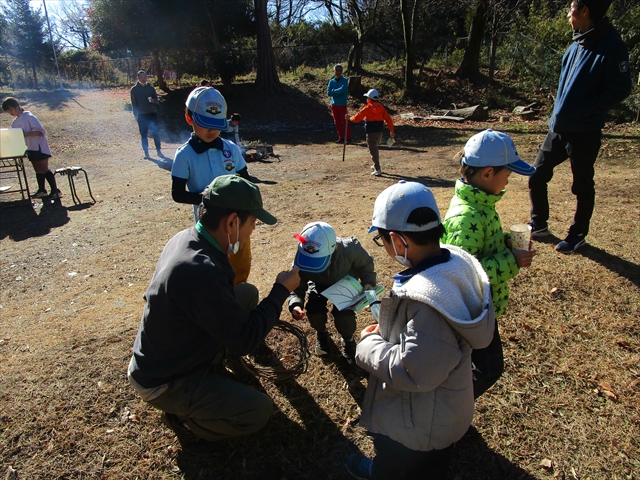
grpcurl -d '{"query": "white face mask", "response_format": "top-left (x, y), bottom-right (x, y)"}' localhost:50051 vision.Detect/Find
top-left (227, 218), bottom-right (240, 255)
top-left (391, 234), bottom-right (412, 268)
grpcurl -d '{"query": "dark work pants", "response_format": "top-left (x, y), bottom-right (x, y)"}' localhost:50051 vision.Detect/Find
top-left (372, 434), bottom-right (453, 480)
top-left (305, 287), bottom-right (356, 340)
top-left (137, 112), bottom-right (161, 153)
top-left (472, 320), bottom-right (504, 399)
top-left (529, 130), bottom-right (602, 237)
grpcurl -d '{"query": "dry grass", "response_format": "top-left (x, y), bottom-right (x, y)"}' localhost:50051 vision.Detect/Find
top-left (0, 86), bottom-right (638, 479)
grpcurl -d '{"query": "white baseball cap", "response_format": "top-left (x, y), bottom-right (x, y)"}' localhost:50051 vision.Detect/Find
top-left (461, 129), bottom-right (535, 176)
top-left (369, 181), bottom-right (441, 233)
top-left (293, 222), bottom-right (337, 273)
top-left (364, 89), bottom-right (379, 100)
top-left (185, 87), bottom-right (228, 130)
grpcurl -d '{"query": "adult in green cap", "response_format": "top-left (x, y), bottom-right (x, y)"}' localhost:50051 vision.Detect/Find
top-left (128, 174), bottom-right (300, 456)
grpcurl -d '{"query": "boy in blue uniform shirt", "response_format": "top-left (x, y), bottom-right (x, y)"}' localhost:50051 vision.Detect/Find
top-left (171, 87), bottom-right (252, 284)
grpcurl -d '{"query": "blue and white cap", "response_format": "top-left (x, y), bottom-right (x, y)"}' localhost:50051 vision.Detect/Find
top-left (293, 222), bottom-right (337, 273)
top-left (461, 129), bottom-right (535, 176)
top-left (185, 87), bottom-right (228, 130)
top-left (369, 181), bottom-right (441, 233)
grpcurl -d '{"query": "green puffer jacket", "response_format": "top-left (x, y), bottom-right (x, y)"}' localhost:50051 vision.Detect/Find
top-left (442, 179), bottom-right (519, 317)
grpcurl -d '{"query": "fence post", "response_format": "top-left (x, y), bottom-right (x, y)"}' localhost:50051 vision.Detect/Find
top-left (293, 47), bottom-right (296, 74)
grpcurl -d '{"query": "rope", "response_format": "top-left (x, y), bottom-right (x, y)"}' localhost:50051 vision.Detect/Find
top-left (234, 320), bottom-right (310, 383)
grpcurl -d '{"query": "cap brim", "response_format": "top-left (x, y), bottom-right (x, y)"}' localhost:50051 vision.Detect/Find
top-left (253, 209), bottom-right (277, 225)
top-left (191, 113), bottom-right (228, 130)
top-left (368, 225), bottom-right (378, 234)
top-left (506, 159), bottom-right (536, 176)
top-left (294, 251), bottom-right (331, 273)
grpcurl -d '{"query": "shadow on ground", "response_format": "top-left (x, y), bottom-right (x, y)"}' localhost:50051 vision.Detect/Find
top-left (0, 201), bottom-right (70, 241)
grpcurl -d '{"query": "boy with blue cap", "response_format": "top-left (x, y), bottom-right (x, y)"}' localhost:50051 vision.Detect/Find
top-left (171, 86), bottom-right (252, 285)
top-left (442, 129), bottom-right (537, 399)
top-left (347, 180), bottom-right (495, 479)
top-left (288, 221), bottom-right (376, 363)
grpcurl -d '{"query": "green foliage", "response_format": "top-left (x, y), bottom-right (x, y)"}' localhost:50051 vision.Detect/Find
top-left (2, 0), bottom-right (49, 87)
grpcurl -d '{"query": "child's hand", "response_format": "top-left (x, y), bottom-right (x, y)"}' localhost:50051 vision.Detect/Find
top-left (513, 249), bottom-right (536, 268)
top-left (360, 323), bottom-right (380, 339)
top-left (291, 306), bottom-right (306, 320)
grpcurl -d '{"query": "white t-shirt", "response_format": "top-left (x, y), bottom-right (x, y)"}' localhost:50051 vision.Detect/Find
top-left (10, 111), bottom-right (51, 155)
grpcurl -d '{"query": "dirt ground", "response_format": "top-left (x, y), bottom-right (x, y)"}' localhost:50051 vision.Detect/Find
top-left (0, 86), bottom-right (638, 480)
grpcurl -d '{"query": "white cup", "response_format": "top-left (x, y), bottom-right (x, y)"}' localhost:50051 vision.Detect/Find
top-left (148, 97), bottom-right (154, 103)
top-left (510, 223), bottom-right (532, 251)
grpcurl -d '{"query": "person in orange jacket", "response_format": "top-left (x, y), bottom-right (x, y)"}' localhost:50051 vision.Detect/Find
top-left (350, 89), bottom-right (395, 176)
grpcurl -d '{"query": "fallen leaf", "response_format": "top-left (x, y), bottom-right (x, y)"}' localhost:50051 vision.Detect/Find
top-left (540, 458), bottom-right (553, 469)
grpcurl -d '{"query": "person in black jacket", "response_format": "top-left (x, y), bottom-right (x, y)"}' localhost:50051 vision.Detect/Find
top-left (130, 70), bottom-right (163, 158)
top-left (128, 175), bottom-right (300, 456)
top-left (528, 0), bottom-right (632, 253)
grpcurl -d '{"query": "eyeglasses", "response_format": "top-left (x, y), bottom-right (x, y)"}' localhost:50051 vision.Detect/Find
top-left (372, 234), bottom-right (384, 247)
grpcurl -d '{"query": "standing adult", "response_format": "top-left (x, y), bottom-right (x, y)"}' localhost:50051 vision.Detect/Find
top-left (528, 0), bottom-right (631, 253)
top-left (130, 70), bottom-right (163, 159)
top-left (128, 174), bottom-right (300, 456)
top-left (327, 64), bottom-right (352, 144)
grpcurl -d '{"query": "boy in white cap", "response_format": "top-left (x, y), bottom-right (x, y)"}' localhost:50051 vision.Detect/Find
top-left (349, 89), bottom-right (395, 176)
top-left (442, 129), bottom-right (537, 399)
top-left (171, 87), bottom-right (252, 285)
top-left (347, 180), bottom-right (495, 479)
top-left (288, 221), bottom-right (376, 363)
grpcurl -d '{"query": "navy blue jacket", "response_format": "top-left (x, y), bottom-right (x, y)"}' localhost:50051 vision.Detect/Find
top-left (550, 18), bottom-right (632, 133)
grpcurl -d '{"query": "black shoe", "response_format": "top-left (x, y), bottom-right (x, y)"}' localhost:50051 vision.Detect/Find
top-left (48, 189), bottom-right (62, 199)
top-left (315, 330), bottom-right (331, 356)
top-left (528, 221), bottom-right (550, 239)
top-left (161, 412), bottom-right (218, 456)
top-left (555, 233), bottom-right (586, 253)
top-left (31, 190), bottom-right (48, 199)
top-left (335, 138), bottom-right (345, 144)
top-left (341, 336), bottom-right (356, 364)
top-left (143, 151), bottom-right (150, 159)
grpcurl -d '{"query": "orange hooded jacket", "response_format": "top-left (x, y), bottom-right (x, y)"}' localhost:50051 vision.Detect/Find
top-left (350, 99), bottom-right (394, 134)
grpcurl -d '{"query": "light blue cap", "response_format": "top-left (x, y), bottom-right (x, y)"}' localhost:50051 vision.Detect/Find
top-left (185, 87), bottom-right (228, 130)
top-left (368, 181), bottom-right (441, 233)
top-left (461, 129), bottom-right (535, 176)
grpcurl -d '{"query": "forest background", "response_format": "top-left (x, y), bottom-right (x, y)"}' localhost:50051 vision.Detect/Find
top-left (0, 0), bottom-right (638, 119)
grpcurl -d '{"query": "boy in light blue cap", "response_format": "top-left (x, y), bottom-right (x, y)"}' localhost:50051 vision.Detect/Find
top-left (171, 86), bottom-right (253, 285)
top-left (288, 221), bottom-right (376, 363)
top-left (442, 129), bottom-right (537, 399)
top-left (348, 180), bottom-right (495, 479)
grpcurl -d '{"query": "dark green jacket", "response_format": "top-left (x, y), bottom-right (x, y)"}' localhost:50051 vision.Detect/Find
top-left (442, 179), bottom-right (519, 317)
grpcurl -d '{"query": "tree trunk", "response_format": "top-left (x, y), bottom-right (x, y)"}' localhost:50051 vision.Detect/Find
top-left (456, 0), bottom-right (488, 80)
top-left (488, 9), bottom-right (498, 81)
top-left (153, 51), bottom-right (167, 92)
top-left (254, 0), bottom-right (284, 93)
top-left (400, 0), bottom-right (418, 92)
top-left (31, 63), bottom-right (38, 89)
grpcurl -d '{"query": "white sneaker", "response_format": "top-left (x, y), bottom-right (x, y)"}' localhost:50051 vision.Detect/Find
top-left (370, 170), bottom-right (382, 176)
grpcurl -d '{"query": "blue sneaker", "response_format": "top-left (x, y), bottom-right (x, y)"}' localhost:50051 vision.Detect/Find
top-left (346, 454), bottom-right (375, 479)
top-left (555, 233), bottom-right (586, 253)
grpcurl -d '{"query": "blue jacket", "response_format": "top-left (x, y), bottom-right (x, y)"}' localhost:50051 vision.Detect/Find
top-left (550, 18), bottom-right (632, 133)
top-left (327, 76), bottom-right (349, 106)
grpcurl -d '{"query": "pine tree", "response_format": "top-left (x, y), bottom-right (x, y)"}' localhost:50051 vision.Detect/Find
top-left (3, 0), bottom-right (47, 88)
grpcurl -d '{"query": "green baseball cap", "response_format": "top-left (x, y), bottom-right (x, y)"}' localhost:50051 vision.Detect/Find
top-left (202, 175), bottom-right (277, 225)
